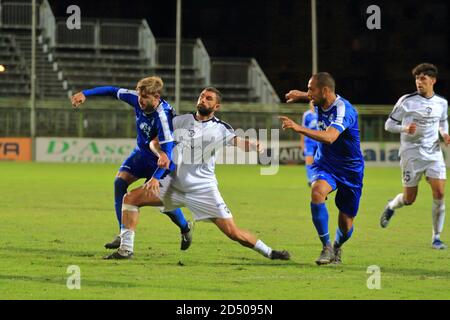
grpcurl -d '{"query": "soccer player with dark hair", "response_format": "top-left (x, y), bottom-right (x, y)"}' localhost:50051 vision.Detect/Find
top-left (381, 63), bottom-right (449, 249)
top-left (71, 76), bottom-right (193, 251)
top-left (104, 87), bottom-right (290, 261)
top-left (282, 72), bottom-right (364, 265)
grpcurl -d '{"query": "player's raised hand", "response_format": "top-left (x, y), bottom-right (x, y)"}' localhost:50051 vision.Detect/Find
top-left (71, 92), bottom-right (86, 109)
top-left (404, 122), bottom-right (417, 135)
top-left (285, 90), bottom-right (308, 103)
top-left (144, 178), bottom-right (160, 197)
top-left (279, 116), bottom-right (301, 132)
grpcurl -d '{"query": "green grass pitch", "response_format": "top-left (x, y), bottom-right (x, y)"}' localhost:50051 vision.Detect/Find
top-left (0, 162), bottom-right (449, 299)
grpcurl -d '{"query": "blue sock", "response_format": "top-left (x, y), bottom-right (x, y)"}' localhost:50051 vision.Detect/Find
top-left (311, 202), bottom-right (330, 247)
top-left (334, 226), bottom-right (354, 248)
top-left (306, 164), bottom-right (314, 185)
top-left (162, 208), bottom-right (189, 233)
top-left (114, 177), bottom-right (128, 230)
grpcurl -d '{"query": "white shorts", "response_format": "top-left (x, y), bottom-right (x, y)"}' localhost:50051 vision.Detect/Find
top-left (400, 157), bottom-right (447, 187)
top-left (158, 175), bottom-right (233, 221)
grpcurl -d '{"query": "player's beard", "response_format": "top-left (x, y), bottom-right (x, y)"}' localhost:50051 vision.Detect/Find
top-left (313, 96), bottom-right (326, 108)
top-left (197, 104), bottom-right (213, 116)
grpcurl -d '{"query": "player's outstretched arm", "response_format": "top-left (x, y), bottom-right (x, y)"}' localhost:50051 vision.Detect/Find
top-left (71, 86), bottom-right (123, 108)
top-left (285, 90), bottom-right (309, 103)
top-left (385, 117), bottom-right (417, 134)
top-left (233, 137), bottom-right (264, 153)
top-left (279, 116), bottom-right (340, 144)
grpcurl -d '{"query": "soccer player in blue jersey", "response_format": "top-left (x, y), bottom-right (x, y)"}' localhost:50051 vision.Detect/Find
top-left (282, 72), bottom-right (365, 265)
top-left (300, 101), bottom-right (319, 186)
top-left (70, 76), bottom-right (193, 250)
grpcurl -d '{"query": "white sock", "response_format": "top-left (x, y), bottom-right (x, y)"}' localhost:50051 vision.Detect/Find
top-left (253, 239), bottom-right (272, 258)
top-left (119, 228), bottom-right (135, 252)
top-left (432, 199), bottom-right (445, 240)
top-left (388, 193), bottom-right (405, 210)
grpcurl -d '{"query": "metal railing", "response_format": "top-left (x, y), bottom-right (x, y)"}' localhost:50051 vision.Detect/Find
top-left (210, 58), bottom-right (280, 103)
top-left (0, 0), bottom-right (39, 29)
top-left (0, 98), bottom-right (417, 142)
top-left (54, 18), bottom-right (156, 61)
top-left (194, 38), bottom-right (210, 85)
top-left (39, 0), bottom-right (55, 46)
top-left (155, 38), bottom-right (211, 86)
top-left (211, 58), bottom-right (250, 86)
top-left (156, 39), bottom-right (195, 67)
top-left (249, 58), bottom-right (280, 104)
top-left (140, 19), bottom-right (156, 64)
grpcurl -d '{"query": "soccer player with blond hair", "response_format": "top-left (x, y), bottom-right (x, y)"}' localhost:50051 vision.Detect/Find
top-left (71, 76), bottom-right (192, 251)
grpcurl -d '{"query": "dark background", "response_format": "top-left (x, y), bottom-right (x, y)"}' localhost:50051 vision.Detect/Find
top-left (48, 0), bottom-right (449, 104)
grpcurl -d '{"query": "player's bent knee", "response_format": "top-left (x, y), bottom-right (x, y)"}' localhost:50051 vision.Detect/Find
top-left (311, 189), bottom-right (327, 202)
top-left (123, 192), bottom-right (140, 206)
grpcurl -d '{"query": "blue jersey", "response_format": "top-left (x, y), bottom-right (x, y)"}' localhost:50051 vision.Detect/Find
top-left (314, 95), bottom-right (364, 185)
top-left (82, 86), bottom-right (175, 179)
top-left (302, 110), bottom-right (319, 149)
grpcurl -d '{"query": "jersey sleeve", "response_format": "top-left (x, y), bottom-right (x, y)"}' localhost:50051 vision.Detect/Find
top-left (301, 112), bottom-right (308, 127)
top-left (389, 96), bottom-right (408, 122)
top-left (439, 100), bottom-right (449, 136)
top-left (156, 108), bottom-right (175, 145)
top-left (116, 88), bottom-right (139, 108)
top-left (151, 108), bottom-right (176, 179)
top-left (82, 86), bottom-right (119, 97)
top-left (330, 101), bottom-right (354, 133)
top-left (81, 86), bottom-right (137, 108)
top-left (440, 100), bottom-right (448, 122)
top-left (223, 124), bottom-right (237, 146)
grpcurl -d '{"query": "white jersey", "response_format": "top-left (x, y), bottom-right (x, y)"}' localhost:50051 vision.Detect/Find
top-left (169, 113), bottom-right (236, 192)
top-left (389, 92), bottom-right (448, 161)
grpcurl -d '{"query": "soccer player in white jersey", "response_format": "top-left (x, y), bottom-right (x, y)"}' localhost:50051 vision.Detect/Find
top-left (104, 87), bottom-right (291, 261)
top-left (381, 63), bottom-right (450, 250)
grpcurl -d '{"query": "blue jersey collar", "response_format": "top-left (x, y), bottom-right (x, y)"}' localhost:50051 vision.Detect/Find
top-left (320, 94), bottom-right (341, 112)
top-left (143, 100), bottom-right (163, 116)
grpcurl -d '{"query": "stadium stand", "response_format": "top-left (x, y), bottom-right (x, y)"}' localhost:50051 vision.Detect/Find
top-left (0, 0), bottom-right (67, 98)
top-left (0, 0), bottom-right (279, 103)
top-left (0, 33), bottom-right (30, 96)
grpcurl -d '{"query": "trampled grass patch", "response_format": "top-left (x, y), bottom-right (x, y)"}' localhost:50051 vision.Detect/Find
top-left (0, 162), bottom-right (449, 299)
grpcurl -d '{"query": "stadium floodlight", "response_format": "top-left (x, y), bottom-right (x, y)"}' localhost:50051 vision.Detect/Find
top-left (31, 0), bottom-right (37, 161)
top-left (311, 0), bottom-right (318, 74)
top-left (175, 0), bottom-right (182, 113)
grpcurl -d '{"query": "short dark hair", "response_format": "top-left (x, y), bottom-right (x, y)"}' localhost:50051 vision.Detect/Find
top-left (412, 63), bottom-right (438, 78)
top-left (311, 72), bottom-right (335, 91)
top-left (204, 87), bottom-right (222, 103)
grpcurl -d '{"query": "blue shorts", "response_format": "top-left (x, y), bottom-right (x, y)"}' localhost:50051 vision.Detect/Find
top-left (310, 163), bottom-right (363, 217)
top-left (304, 141), bottom-right (318, 157)
top-left (119, 147), bottom-right (159, 179)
